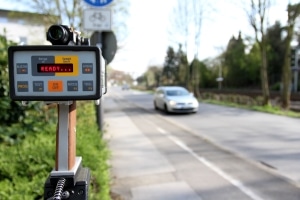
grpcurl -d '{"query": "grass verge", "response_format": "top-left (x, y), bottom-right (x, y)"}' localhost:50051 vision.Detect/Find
top-left (202, 99), bottom-right (300, 118)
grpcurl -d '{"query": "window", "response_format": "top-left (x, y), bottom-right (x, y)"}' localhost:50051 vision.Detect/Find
top-left (0, 16), bottom-right (8, 23)
top-left (166, 89), bottom-right (189, 96)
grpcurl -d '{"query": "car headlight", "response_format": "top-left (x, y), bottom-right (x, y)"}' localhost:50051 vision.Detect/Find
top-left (193, 99), bottom-right (199, 106)
top-left (169, 100), bottom-right (177, 106)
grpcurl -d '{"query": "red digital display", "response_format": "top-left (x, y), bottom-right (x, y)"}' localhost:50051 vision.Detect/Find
top-left (37, 64), bottom-right (73, 73)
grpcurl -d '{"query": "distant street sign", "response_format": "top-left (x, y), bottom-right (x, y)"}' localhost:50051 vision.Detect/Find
top-left (83, 9), bottom-right (111, 31)
top-left (83, 0), bottom-right (113, 7)
top-left (216, 77), bottom-right (224, 82)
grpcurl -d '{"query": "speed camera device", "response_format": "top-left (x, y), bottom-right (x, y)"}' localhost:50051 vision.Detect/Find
top-left (8, 45), bottom-right (102, 101)
top-left (47, 24), bottom-right (90, 46)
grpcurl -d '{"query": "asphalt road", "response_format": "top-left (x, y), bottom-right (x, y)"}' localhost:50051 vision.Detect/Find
top-left (105, 87), bottom-right (300, 200)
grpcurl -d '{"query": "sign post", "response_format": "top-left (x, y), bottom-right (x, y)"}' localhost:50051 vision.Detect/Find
top-left (83, 0), bottom-right (115, 131)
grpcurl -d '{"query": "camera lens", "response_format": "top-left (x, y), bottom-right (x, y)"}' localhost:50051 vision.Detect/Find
top-left (49, 27), bottom-right (63, 40)
top-left (47, 25), bottom-right (69, 45)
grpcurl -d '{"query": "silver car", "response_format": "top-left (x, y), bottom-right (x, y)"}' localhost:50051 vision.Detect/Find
top-left (153, 86), bottom-right (199, 113)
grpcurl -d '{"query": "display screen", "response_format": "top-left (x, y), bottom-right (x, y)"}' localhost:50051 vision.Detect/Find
top-left (37, 63), bottom-right (73, 73)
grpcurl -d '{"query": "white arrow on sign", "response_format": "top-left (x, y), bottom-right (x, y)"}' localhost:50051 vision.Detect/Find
top-left (83, 9), bottom-right (111, 31)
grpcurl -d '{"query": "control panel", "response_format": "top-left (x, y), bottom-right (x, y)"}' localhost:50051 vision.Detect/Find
top-left (8, 46), bottom-right (101, 101)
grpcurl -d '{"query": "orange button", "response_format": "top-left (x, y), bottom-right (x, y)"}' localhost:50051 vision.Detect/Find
top-left (48, 80), bottom-right (63, 92)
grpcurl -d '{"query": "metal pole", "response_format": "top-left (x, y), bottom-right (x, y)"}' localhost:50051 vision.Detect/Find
top-left (68, 102), bottom-right (76, 169)
top-left (95, 99), bottom-right (103, 133)
top-left (56, 101), bottom-right (76, 171)
top-left (95, 32), bottom-right (104, 131)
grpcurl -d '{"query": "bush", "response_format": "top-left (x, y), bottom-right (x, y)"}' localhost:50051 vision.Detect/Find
top-left (270, 82), bottom-right (281, 91)
top-left (0, 35), bottom-right (27, 127)
top-left (0, 123), bottom-right (56, 199)
top-left (201, 92), bottom-right (263, 107)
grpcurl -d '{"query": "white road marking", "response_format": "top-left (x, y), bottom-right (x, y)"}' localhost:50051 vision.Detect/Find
top-left (156, 127), bottom-right (264, 200)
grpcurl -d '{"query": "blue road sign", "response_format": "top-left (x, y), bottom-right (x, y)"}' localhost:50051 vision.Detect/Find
top-left (83, 0), bottom-right (113, 7)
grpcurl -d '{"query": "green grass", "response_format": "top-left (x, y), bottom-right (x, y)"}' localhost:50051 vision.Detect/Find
top-left (202, 99), bottom-right (300, 118)
top-left (0, 101), bottom-right (111, 200)
top-left (76, 102), bottom-right (111, 200)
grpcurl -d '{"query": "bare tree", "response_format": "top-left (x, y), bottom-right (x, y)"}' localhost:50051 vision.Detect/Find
top-left (281, 3), bottom-right (300, 109)
top-left (168, 0), bottom-right (190, 90)
top-left (168, 0), bottom-right (206, 59)
top-left (190, 0), bottom-right (204, 97)
top-left (168, 0), bottom-right (206, 96)
top-left (192, 0), bottom-right (203, 58)
top-left (28, 0), bottom-right (83, 28)
top-left (168, 0), bottom-right (190, 53)
top-left (246, 0), bottom-right (271, 106)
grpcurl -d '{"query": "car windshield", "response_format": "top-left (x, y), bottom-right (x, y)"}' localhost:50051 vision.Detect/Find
top-left (166, 89), bottom-right (189, 96)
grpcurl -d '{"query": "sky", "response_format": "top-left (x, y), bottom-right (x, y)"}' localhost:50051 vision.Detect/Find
top-left (0, 0), bottom-right (299, 78)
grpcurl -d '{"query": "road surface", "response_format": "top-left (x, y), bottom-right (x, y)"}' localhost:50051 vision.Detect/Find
top-left (104, 87), bottom-right (300, 200)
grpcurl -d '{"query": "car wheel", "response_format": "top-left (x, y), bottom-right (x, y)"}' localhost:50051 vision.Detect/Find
top-left (164, 104), bottom-right (169, 113)
top-left (154, 101), bottom-right (158, 110)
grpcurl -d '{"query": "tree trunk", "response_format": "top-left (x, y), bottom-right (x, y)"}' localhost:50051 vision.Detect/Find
top-left (193, 65), bottom-right (201, 98)
top-left (186, 65), bottom-right (190, 89)
top-left (281, 26), bottom-right (293, 109)
top-left (280, 2), bottom-right (300, 109)
top-left (260, 44), bottom-right (270, 105)
top-left (187, 65), bottom-right (193, 91)
top-left (190, 65), bottom-right (195, 94)
top-left (281, 51), bottom-right (291, 109)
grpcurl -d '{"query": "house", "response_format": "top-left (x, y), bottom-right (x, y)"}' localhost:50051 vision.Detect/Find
top-left (0, 9), bottom-right (57, 45)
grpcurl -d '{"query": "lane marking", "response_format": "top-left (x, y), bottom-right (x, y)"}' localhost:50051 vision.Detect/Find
top-left (156, 127), bottom-right (264, 200)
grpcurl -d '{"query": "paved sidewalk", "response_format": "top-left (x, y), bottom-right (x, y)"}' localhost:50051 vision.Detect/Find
top-left (104, 95), bottom-right (202, 200)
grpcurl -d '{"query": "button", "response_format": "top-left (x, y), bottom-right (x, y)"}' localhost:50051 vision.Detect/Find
top-left (82, 81), bottom-right (93, 91)
top-left (48, 80), bottom-right (63, 92)
top-left (67, 81), bottom-right (78, 91)
top-left (16, 63), bottom-right (28, 74)
top-left (33, 81), bottom-right (44, 92)
top-left (17, 81), bottom-right (28, 92)
top-left (82, 63), bottom-right (93, 74)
